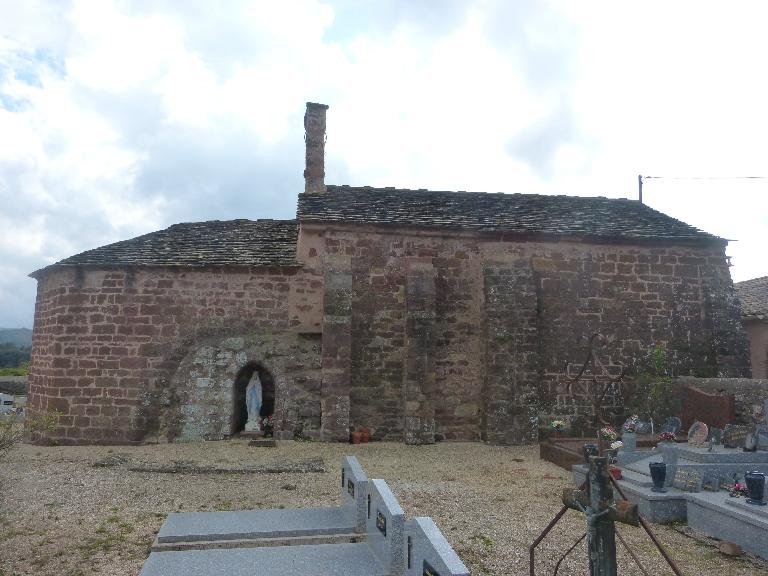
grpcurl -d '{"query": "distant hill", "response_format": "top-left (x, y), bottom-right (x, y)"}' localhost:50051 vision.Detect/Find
top-left (0, 328), bottom-right (32, 347)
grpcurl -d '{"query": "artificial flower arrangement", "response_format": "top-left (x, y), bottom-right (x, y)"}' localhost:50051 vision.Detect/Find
top-left (610, 440), bottom-right (624, 451)
top-left (622, 415), bottom-right (639, 433)
top-left (658, 431), bottom-right (676, 442)
top-left (599, 426), bottom-right (618, 441)
top-left (261, 415), bottom-right (274, 436)
top-left (550, 420), bottom-right (566, 432)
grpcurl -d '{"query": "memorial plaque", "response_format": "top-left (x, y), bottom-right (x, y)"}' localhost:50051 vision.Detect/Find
top-left (347, 478), bottom-right (355, 498)
top-left (376, 509), bottom-right (386, 536)
top-left (673, 469), bottom-right (703, 492)
top-left (423, 561), bottom-right (441, 576)
top-left (661, 417), bottom-right (681, 434)
top-left (702, 474), bottom-right (722, 492)
top-left (687, 421), bottom-right (708, 445)
top-left (723, 424), bottom-right (749, 449)
top-left (636, 420), bottom-right (652, 435)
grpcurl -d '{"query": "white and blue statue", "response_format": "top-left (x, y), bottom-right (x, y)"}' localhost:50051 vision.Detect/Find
top-left (244, 372), bottom-right (263, 432)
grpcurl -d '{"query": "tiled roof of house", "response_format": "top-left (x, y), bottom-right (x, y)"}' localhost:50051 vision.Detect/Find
top-left (735, 276), bottom-right (768, 319)
top-left (298, 185), bottom-right (723, 244)
top-left (31, 219), bottom-right (300, 277)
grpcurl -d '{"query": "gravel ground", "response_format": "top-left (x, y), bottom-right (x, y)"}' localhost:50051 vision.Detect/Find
top-left (1, 440), bottom-right (766, 575)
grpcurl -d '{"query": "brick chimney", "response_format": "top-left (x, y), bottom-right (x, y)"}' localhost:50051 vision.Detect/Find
top-left (304, 102), bottom-right (328, 194)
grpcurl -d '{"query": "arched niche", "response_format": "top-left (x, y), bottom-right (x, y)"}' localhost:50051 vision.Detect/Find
top-left (231, 361), bottom-right (275, 435)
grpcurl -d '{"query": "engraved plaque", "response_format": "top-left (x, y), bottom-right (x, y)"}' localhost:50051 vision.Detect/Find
top-left (423, 561), bottom-right (441, 576)
top-left (702, 474), bottom-right (722, 492)
top-left (723, 424), bottom-right (749, 449)
top-left (376, 509), bottom-right (386, 536)
top-left (687, 421), bottom-right (708, 445)
top-left (347, 478), bottom-right (355, 498)
top-left (673, 469), bottom-right (702, 492)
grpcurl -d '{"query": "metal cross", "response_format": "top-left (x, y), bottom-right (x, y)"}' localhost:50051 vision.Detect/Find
top-left (562, 456), bottom-right (639, 576)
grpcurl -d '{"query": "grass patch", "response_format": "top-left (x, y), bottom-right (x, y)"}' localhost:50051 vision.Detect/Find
top-left (78, 517), bottom-right (135, 559)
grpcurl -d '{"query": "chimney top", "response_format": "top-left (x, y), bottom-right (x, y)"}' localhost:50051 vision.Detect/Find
top-left (304, 102), bottom-right (328, 194)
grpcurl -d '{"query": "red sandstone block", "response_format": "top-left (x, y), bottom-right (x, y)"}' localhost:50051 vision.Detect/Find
top-left (47, 397), bottom-right (70, 412)
top-left (120, 357), bottom-right (147, 369)
top-left (52, 357), bottom-right (71, 369)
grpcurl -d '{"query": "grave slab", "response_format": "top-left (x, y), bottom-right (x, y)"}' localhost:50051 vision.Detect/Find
top-left (406, 517), bottom-right (469, 576)
top-left (153, 456), bottom-right (367, 550)
top-left (142, 478), bottom-right (408, 576)
top-left (140, 543), bottom-right (387, 576)
top-left (687, 492), bottom-right (768, 560)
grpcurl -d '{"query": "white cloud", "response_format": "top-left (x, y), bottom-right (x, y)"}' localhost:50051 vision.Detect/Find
top-left (1, 0), bottom-right (767, 328)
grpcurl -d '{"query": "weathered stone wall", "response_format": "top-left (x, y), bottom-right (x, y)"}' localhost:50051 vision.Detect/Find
top-left (28, 265), bottom-right (322, 445)
top-left (677, 377), bottom-right (768, 425)
top-left (29, 225), bottom-right (750, 445)
top-left (304, 224), bottom-right (750, 444)
top-left (743, 319), bottom-right (768, 379)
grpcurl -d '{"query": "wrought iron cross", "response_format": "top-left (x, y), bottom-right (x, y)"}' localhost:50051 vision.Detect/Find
top-left (562, 456), bottom-right (639, 576)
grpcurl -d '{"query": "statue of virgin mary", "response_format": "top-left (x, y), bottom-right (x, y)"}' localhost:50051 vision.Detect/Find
top-left (244, 372), bottom-right (262, 432)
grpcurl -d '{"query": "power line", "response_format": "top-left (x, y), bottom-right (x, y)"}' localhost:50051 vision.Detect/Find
top-left (638, 174), bottom-right (768, 203)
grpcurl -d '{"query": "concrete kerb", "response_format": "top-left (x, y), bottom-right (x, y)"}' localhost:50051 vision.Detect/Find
top-left (406, 517), bottom-right (469, 576)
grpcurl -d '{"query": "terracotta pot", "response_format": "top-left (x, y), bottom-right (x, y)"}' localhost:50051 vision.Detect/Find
top-left (350, 431), bottom-right (362, 444)
top-left (360, 428), bottom-right (370, 443)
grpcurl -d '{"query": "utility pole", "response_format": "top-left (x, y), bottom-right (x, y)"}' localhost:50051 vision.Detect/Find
top-left (638, 174), bottom-right (643, 204)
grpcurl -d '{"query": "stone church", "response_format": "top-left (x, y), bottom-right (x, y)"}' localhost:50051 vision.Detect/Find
top-left (28, 103), bottom-right (750, 446)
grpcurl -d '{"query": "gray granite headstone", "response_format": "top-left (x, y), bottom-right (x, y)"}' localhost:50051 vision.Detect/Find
top-left (723, 424), bottom-right (749, 449)
top-left (341, 456), bottom-right (369, 533)
top-left (367, 479), bottom-right (406, 576)
top-left (405, 518), bottom-right (469, 576)
top-left (660, 443), bottom-right (679, 487)
top-left (661, 417), bottom-right (681, 434)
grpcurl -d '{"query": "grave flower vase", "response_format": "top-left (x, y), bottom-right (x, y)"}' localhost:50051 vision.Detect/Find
top-left (649, 462), bottom-right (667, 493)
top-left (622, 432), bottom-right (637, 452)
top-left (745, 472), bottom-right (766, 505)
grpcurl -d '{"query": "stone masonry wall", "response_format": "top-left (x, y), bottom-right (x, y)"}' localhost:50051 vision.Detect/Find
top-left (305, 224), bottom-right (750, 444)
top-left (30, 226), bottom-right (750, 446)
top-left (28, 265), bottom-right (322, 445)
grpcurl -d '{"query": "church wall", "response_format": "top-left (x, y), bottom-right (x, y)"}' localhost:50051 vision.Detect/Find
top-left (29, 226), bottom-right (750, 446)
top-left (308, 225), bottom-right (750, 444)
top-left (28, 264), bottom-right (321, 445)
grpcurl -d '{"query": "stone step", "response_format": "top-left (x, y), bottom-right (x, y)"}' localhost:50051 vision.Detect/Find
top-left (616, 467), bottom-right (654, 488)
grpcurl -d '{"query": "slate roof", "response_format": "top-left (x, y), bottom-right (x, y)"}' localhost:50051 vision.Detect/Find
top-left (31, 219), bottom-right (300, 277)
top-left (735, 276), bottom-right (768, 319)
top-left (298, 185), bottom-right (723, 244)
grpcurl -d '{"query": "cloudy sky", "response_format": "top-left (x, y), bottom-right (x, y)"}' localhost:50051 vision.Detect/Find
top-left (1, 1), bottom-right (767, 328)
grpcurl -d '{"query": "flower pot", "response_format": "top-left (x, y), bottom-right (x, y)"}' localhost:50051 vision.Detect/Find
top-left (622, 432), bottom-right (637, 452)
top-left (745, 471), bottom-right (766, 505)
top-left (649, 462), bottom-right (667, 492)
top-left (609, 466), bottom-right (622, 480)
top-left (350, 431), bottom-right (362, 444)
top-left (360, 428), bottom-right (370, 443)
